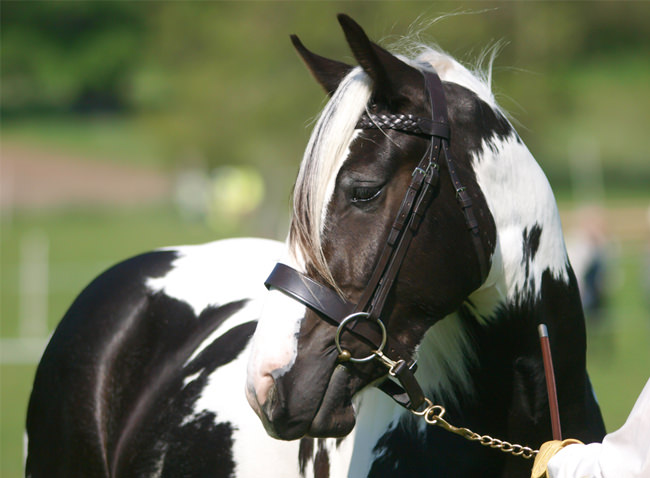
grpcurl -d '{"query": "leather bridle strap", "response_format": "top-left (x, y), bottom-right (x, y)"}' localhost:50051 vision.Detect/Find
top-left (426, 71), bottom-right (488, 281)
top-left (353, 71), bottom-right (447, 320)
top-left (265, 263), bottom-right (414, 367)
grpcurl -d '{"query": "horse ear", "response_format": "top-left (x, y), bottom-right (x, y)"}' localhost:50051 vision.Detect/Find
top-left (337, 14), bottom-right (422, 107)
top-left (291, 34), bottom-right (353, 96)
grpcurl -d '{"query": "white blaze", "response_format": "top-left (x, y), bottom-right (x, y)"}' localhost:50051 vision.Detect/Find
top-left (246, 251), bottom-right (307, 411)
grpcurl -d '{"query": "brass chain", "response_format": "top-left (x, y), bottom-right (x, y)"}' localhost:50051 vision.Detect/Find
top-left (411, 398), bottom-right (539, 459)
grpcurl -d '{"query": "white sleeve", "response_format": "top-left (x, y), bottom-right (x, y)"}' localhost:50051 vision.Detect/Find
top-left (548, 378), bottom-right (650, 478)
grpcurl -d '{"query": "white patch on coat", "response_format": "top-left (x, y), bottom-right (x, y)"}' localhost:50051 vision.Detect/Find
top-left (23, 432), bottom-right (29, 472)
top-left (472, 133), bottom-right (569, 306)
top-left (188, 339), bottom-right (303, 478)
top-left (327, 436), bottom-right (355, 478)
top-left (146, 238), bottom-right (285, 317)
top-left (414, 312), bottom-right (478, 403)
top-left (182, 371), bottom-right (202, 388)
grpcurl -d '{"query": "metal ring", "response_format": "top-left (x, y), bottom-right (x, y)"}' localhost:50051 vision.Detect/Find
top-left (334, 312), bottom-right (387, 363)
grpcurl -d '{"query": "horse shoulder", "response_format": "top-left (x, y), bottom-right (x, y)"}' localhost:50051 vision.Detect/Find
top-left (26, 238), bottom-right (306, 478)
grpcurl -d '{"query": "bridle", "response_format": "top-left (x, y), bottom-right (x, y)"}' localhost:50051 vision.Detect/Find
top-left (265, 68), bottom-right (489, 412)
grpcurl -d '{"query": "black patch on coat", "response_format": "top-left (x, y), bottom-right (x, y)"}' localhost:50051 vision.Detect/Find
top-left (314, 439), bottom-right (330, 478)
top-left (298, 437), bottom-right (330, 478)
top-left (159, 412), bottom-right (235, 478)
top-left (113, 318), bottom-right (257, 477)
top-left (521, 224), bottom-right (543, 290)
top-left (26, 250), bottom-right (179, 478)
top-left (298, 438), bottom-right (314, 476)
top-left (443, 82), bottom-right (515, 158)
top-left (522, 224), bottom-right (542, 265)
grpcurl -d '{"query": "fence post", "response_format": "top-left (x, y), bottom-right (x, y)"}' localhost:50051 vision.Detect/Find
top-left (18, 229), bottom-right (49, 338)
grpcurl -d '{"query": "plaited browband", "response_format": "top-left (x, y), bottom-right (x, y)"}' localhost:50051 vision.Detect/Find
top-left (356, 113), bottom-right (451, 139)
top-left (265, 68), bottom-right (489, 411)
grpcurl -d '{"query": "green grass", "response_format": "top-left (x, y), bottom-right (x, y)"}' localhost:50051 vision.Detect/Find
top-left (585, 243), bottom-right (650, 431)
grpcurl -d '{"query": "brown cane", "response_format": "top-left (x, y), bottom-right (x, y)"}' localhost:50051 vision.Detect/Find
top-left (538, 324), bottom-right (562, 440)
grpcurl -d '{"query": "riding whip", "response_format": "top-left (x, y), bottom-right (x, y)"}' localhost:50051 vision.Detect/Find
top-left (538, 324), bottom-right (562, 440)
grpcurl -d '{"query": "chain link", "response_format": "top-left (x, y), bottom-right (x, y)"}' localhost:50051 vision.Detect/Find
top-left (412, 399), bottom-right (538, 460)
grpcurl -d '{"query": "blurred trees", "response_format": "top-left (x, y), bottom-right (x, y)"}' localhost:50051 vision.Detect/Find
top-left (2, 2), bottom-right (146, 114)
top-left (2, 1), bottom-right (649, 196)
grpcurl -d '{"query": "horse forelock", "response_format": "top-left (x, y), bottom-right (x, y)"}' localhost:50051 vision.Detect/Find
top-left (289, 44), bottom-right (502, 286)
top-left (289, 67), bottom-right (372, 283)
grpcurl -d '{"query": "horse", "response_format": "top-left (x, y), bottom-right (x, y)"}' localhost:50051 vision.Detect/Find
top-left (25, 14), bottom-right (606, 478)
top-left (246, 14), bottom-right (606, 478)
top-left (25, 237), bottom-right (344, 477)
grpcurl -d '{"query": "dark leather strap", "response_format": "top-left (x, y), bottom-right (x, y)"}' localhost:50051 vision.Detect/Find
top-left (266, 263), bottom-right (426, 410)
top-left (265, 263), bottom-right (353, 324)
top-left (377, 361), bottom-right (424, 409)
top-left (423, 72), bottom-right (489, 281)
top-left (443, 141), bottom-right (488, 280)
top-left (265, 263), bottom-right (413, 361)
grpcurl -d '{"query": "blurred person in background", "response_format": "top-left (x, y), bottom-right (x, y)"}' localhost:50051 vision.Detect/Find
top-left (566, 206), bottom-right (610, 327)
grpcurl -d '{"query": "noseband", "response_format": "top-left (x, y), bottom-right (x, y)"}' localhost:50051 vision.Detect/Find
top-left (265, 69), bottom-right (488, 411)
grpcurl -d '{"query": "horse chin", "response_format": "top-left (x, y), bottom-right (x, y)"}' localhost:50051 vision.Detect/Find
top-left (307, 365), bottom-right (357, 438)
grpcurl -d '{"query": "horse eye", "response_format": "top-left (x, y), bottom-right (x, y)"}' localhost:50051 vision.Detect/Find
top-left (351, 186), bottom-right (382, 203)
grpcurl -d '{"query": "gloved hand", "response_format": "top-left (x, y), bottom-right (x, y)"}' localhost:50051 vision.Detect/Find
top-left (531, 439), bottom-right (583, 478)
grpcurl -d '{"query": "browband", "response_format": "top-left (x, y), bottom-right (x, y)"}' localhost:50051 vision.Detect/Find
top-left (357, 113), bottom-right (451, 139)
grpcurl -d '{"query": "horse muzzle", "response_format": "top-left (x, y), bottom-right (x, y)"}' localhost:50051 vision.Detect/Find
top-left (247, 354), bottom-right (358, 440)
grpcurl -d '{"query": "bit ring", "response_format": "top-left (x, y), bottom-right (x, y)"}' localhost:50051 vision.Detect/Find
top-left (334, 312), bottom-right (387, 363)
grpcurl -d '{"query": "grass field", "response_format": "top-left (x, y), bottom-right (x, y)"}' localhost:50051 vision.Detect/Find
top-left (2, 204), bottom-right (649, 477)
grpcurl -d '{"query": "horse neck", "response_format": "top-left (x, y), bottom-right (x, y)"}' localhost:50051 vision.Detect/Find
top-left (413, 131), bottom-right (587, 409)
top-left (472, 132), bottom-right (571, 302)
top-left (346, 387), bottom-right (410, 477)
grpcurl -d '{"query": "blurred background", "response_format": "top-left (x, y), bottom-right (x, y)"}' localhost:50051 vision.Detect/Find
top-left (1, 2), bottom-right (649, 475)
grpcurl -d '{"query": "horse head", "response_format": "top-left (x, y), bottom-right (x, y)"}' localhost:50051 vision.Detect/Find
top-left (246, 14), bottom-right (537, 441)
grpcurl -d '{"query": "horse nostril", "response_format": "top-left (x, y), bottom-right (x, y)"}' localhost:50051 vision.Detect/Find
top-left (261, 381), bottom-right (280, 420)
top-left (248, 376), bottom-right (291, 440)
top-left (246, 371), bottom-right (276, 414)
